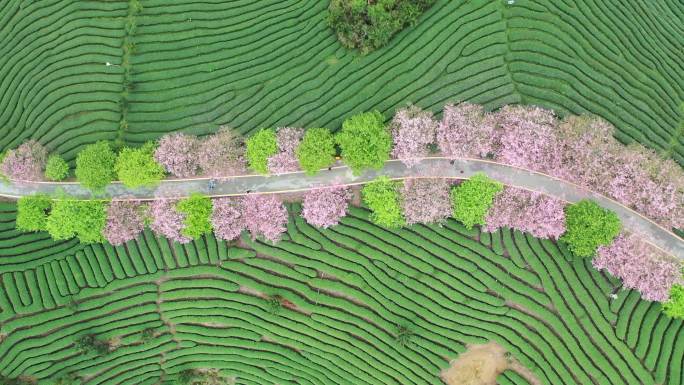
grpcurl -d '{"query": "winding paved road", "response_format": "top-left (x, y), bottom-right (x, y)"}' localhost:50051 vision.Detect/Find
top-left (1, 157), bottom-right (682, 259)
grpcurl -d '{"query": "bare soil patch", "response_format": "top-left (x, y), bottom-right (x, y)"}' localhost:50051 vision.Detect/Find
top-left (441, 342), bottom-right (540, 385)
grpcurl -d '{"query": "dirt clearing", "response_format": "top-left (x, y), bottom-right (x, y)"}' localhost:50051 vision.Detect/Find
top-left (440, 342), bottom-right (540, 385)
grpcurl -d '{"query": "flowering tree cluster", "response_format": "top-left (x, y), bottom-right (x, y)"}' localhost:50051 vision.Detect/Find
top-left (400, 178), bottom-right (451, 225)
top-left (484, 187), bottom-right (566, 239)
top-left (156, 129), bottom-right (246, 178)
top-left (435, 104), bottom-right (683, 230)
top-left (198, 127), bottom-right (246, 176)
top-left (211, 197), bottom-right (245, 241)
top-left (2, 104), bottom-right (681, 235)
top-left (593, 234), bottom-right (683, 302)
top-left (242, 194), bottom-right (288, 242)
top-left (553, 116), bottom-right (684, 230)
top-left (268, 127), bottom-right (304, 173)
top-left (0, 140), bottom-right (48, 181)
top-left (390, 106), bottom-right (437, 167)
top-left (301, 185), bottom-right (352, 228)
top-left (495, 105), bottom-right (561, 173)
top-left (103, 200), bottom-right (147, 246)
top-left (211, 194), bottom-right (289, 242)
top-left (437, 103), bottom-right (498, 159)
top-left (154, 133), bottom-right (201, 178)
top-left (148, 199), bottom-right (191, 244)
top-left (552, 115), bottom-right (615, 187)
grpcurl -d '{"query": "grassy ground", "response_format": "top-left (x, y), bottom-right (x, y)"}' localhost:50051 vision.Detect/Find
top-left (0, 202), bottom-right (681, 384)
top-left (0, 0), bottom-right (682, 164)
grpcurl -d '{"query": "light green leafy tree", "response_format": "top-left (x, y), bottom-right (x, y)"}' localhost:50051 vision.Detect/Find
top-left (663, 285), bottom-right (684, 320)
top-left (296, 127), bottom-right (336, 175)
top-left (362, 176), bottom-right (404, 228)
top-left (560, 200), bottom-right (621, 257)
top-left (336, 111), bottom-right (391, 175)
top-left (176, 193), bottom-right (213, 239)
top-left (75, 141), bottom-right (116, 191)
top-left (246, 129), bottom-right (278, 174)
top-left (45, 199), bottom-right (107, 243)
top-left (115, 142), bottom-right (166, 188)
top-left (44, 154), bottom-right (70, 181)
top-left (450, 173), bottom-right (503, 229)
top-left (16, 195), bottom-right (52, 232)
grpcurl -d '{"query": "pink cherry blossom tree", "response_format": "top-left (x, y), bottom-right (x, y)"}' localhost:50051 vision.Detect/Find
top-left (436, 103), bottom-right (499, 159)
top-left (301, 185), bottom-right (352, 228)
top-left (148, 199), bottom-right (191, 243)
top-left (484, 187), bottom-right (566, 239)
top-left (390, 105), bottom-right (438, 167)
top-left (198, 126), bottom-right (246, 177)
top-left (400, 178), bottom-right (451, 225)
top-left (613, 145), bottom-right (684, 230)
top-left (494, 105), bottom-right (560, 173)
top-left (103, 200), bottom-right (147, 246)
top-left (154, 133), bottom-right (201, 178)
top-left (242, 194), bottom-right (288, 242)
top-left (0, 140), bottom-right (48, 181)
top-left (593, 233), bottom-right (683, 302)
top-left (211, 197), bottom-right (245, 241)
top-left (268, 127), bottom-right (304, 173)
top-left (554, 115), bottom-right (684, 230)
top-left (553, 115), bottom-right (616, 190)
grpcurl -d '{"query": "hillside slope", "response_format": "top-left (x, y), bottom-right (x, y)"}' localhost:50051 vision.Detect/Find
top-left (0, 0), bottom-right (682, 164)
top-left (0, 203), bottom-right (681, 384)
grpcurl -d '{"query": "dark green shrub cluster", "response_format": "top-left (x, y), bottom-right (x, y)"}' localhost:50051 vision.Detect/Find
top-left (178, 369), bottom-right (233, 385)
top-left (328, 0), bottom-right (435, 54)
top-left (47, 373), bottom-right (80, 385)
top-left (362, 176), bottom-right (404, 228)
top-left (0, 375), bottom-right (37, 385)
top-left (450, 173), bottom-right (503, 229)
top-left (336, 110), bottom-right (391, 175)
top-left (395, 324), bottom-right (413, 347)
top-left (76, 334), bottom-right (111, 356)
top-left (140, 328), bottom-right (155, 343)
top-left (560, 200), bottom-right (621, 257)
